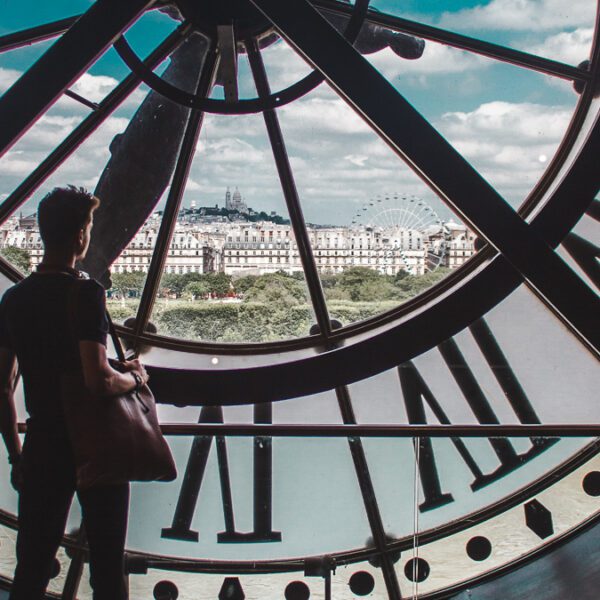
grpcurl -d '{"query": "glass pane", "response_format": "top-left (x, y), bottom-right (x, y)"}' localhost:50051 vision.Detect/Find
top-left (143, 105), bottom-right (317, 343)
top-left (405, 443), bottom-right (600, 596)
top-left (127, 436), bottom-right (372, 560)
top-left (362, 35), bottom-right (579, 210)
top-left (274, 390), bottom-right (344, 425)
top-left (369, 0), bottom-right (596, 63)
top-left (556, 201), bottom-right (599, 293)
top-left (0, 1), bottom-right (90, 35)
top-left (258, 35), bottom-right (313, 91)
top-left (44, 546), bottom-right (71, 595)
top-left (0, 524), bottom-right (17, 581)
top-left (0, 42), bottom-right (54, 85)
top-left (273, 77), bottom-right (474, 330)
top-left (346, 281), bottom-right (599, 538)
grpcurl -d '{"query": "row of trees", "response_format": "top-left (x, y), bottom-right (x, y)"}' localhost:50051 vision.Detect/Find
top-left (107, 267), bottom-right (451, 342)
top-left (109, 267), bottom-right (450, 304)
top-left (0, 245), bottom-right (449, 308)
top-left (0, 246), bottom-right (31, 273)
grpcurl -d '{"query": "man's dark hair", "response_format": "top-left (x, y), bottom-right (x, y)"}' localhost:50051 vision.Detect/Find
top-left (37, 186), bottom-right (100, 249)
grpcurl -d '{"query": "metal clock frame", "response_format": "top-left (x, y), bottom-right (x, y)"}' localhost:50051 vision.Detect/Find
top-left (0, 1), bottom-right (599, 599)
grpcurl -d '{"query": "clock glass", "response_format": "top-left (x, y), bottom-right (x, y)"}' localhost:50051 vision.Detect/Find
top-left (0, 0), bottom-right (598, 599)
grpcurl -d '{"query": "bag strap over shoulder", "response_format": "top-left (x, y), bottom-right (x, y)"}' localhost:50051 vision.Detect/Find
top-left (67, 278), bottom-right (128, 363)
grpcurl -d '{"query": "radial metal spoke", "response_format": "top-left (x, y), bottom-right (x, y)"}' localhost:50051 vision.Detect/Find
top-left (0, 0), bottom-right (154, 158)
top-left (0, 15), bottom-right (81, 53)
top-left (312, 0), bottom-right (590, 83)
top-left (588, 199), bottom-right (600, 223)
top-left (63, 88), bottom-right (100, 111)
top-left (250, 0), bottom-right (600, 354)
top-left (0, 26), bottom-right (188, 227)
top-left (334, 385), bottom-right (403, 600)
top-left (133, 44), bottom-right (219, 341)
top-left (246, 38), bottom-right (332, 338)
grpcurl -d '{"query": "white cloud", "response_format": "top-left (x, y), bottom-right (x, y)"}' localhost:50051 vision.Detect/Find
top-left (0, 152), bottom-right (39, 176)
top-left (440, 100), bottom-right (571, 143)
top-left (437, 100), bottom-right (572, 201)
top-left (0, 60), bottom-right (578, 225)
top-left (198, 138), bottom-right (266, 165)
top-left (526, 27), bottom-right (593, 64)
top-left (279, 95), bottom-right (374, 135)
top-left (0, 67), bottom-right (20, 93)
top-left (0, 114), bottom-right (130, 210)
top-left (345, 154), bottom-right (369, 167)
top-left (256, 40), bottom-right (313, 91)
top-left (71, 73), bottom-right (119, 102)
top-left (368, 42), bottom-right (489, 80)
top-left (0, 66), bottom-right (146, 118)
top-left (437, 0), bottom-right (594, 32)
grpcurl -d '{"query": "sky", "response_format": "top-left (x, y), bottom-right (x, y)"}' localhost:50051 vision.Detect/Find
top-left (0, 0), bottom-right (596, 225)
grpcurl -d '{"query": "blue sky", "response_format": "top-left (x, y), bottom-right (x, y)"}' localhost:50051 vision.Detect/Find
top-left (0, 0), bottom-right (595, 224)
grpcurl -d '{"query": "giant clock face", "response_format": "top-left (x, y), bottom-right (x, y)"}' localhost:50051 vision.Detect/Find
top-left (0, 1), bottom-right (599, 599)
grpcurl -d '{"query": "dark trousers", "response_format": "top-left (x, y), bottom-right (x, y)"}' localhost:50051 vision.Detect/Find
top-left (9, 426), bottom-right (129, 600)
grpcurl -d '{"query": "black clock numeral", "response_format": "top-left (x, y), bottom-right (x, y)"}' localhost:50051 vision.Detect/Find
top-left (399, 317), bottom-right (556, 512)
top-left (162, 404), bottom-right (281, 543)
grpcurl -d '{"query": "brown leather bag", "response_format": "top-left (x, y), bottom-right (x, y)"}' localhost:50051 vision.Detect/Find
top-left (62, 279), bottom-right (177, 490)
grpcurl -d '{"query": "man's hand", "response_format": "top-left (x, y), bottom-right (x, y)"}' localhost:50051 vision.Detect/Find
top-left (120, 359), bottom-right (149, 385)
top-left (80, 341), bottom-right (149, 396)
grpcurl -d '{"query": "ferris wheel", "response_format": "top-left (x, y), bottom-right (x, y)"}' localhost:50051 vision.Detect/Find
top-left (352, 193), bottom-right (450, 271)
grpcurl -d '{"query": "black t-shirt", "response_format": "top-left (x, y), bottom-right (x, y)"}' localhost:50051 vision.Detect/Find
top-left (0, 272), bottom-right (108, 421)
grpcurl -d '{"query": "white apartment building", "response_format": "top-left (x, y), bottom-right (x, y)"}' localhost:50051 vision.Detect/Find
top-left (445, 221), bottom-right (477, 269)
top-left (0, 217), bottom-right (476, 277)
top-left (112, 226), bottom-right (224, 274)
top-left (220, 223), bottom-right (429, 276)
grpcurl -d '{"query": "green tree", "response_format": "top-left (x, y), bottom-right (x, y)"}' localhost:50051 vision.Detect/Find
top-left (110, 271), bottom-right (146, 297)
top-left (161, 273), bottom-right (183, 297)
top-left (392, 267), bottom-right (451, 299)
top-left (160, 272), bottom-right (232, 298)
top-left (184, 280), bottom-right (210, 300)
top-left (333, 267), bottom-right (396, 302)
top-left (205, 272), bottom-right (233, 296)
top-left (0, 246), bottom-right (31, 273)
top-left (242, 272), bottom-right (306, 305)
top-left (394, 269), bottom-right (410, 282)
top-left (160, 272), bottom-right (203, 297)
top-left (232, 274), bottom-right (259, 295)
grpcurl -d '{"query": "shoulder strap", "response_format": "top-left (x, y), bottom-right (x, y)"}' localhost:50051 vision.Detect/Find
top-left (105, 310), bottom-right (128, 363)
top-left (68, 278), bottom-right (128, 363)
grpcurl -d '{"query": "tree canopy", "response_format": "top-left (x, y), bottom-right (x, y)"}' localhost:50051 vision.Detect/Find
top-left (0, 246), bottom-right (31, 273)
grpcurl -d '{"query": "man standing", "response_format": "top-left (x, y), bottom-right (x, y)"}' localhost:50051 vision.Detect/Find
top-left (0, 186), bottom-right (148, 599)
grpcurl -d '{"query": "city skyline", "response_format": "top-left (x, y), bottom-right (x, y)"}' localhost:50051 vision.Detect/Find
top-left (0, 203), bottom-right (476, 279)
